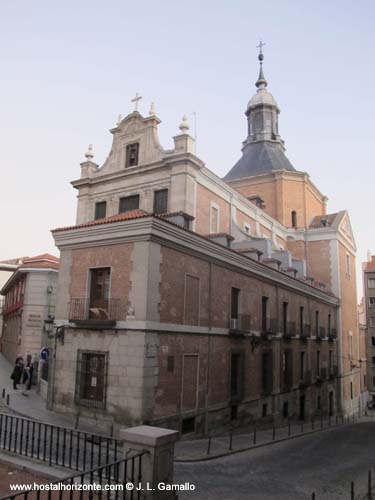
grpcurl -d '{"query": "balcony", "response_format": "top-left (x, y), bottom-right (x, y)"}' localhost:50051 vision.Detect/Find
top-left (68, 298), bottom-right (125, 328)
top-left (329, 365), bottom-right (338, 380)
top-left (300, 324), bottom-right (311, 340)
top-left (316, 326), bottom-right (326, 341)
top-left (282, 321), bottom-right (296, 341)
top-left (328, 328), bottom-right (337, 342)
top-left (229, 314), bottom-right (251, 333)
top-left (299, 370), bottom-right (312, 389)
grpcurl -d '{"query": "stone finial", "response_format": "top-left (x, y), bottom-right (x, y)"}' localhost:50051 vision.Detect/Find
top-left (85, 144), bottom-right (94, 161)
top-left (368, 250), bottom-right (372, 262)
top-left (149, 102), bottom-right (156, 116)
top-left (179, 114), bottom-right (189, 134)
top-left (117, 114), bottom-right (123, 126)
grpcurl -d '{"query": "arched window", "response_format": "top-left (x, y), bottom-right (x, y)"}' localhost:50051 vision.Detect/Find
top-left (291, 211), bottom-right (297, 228)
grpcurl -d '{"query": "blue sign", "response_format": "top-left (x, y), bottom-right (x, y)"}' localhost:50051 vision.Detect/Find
top-left (40, 347), bottom-right (49, 361)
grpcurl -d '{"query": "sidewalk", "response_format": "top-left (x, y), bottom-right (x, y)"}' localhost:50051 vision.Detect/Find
top-left (0, 354), bottom-right (83, 429)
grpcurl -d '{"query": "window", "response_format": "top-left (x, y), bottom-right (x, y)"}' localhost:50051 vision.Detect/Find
top-left (349, 332), bottom-right (353, 358)
top-left (350, 382), bottom-right (353, 400)
top-left (299, 306), bottom-right (304, 336)
top-left (231, 288), bottom-right (240, 320)
top-left (282, 302), bottom-right (288, 334)
top-left (261, 351), bottom-right (273, 394)
top-left (94, 201), bottom-right (107, 220)
top-left (283, 351), bottom-right (293, 387)
top-left (291, 211), bottom-right (297, 228)
top-left (316, 350), bottom-right (321, 374)
top-left (167, 356), bottom-right (174, 373)
top-left (329, 350), bottom-right (333, 371)
top-left (346, 254), bottom-right (350, 276)
top-left (262, 404), bottom-right (267, 417)
top-left (89, 268), bottom-right (110, 317)
top-left (75, 350), bottom-right (108, 408)
top-left (184, 275), bottom-right (200, 326)
top-left (282, 401), bottom-right (289, 418)
top-left (315, 311), bottom-right (320, 336)
top-left (328, 314), bottom-right (332, 336)
top-left (261, 296), bottom-right (269, 332)
top-left (119, 194), bottom-right (139, 213)
top-left (372, 356), bottom-right (375, 365)
top-left (230, 352), bottom-right (243, 400)
top-left (368, 278), bottom-right (375, 288)
top-left (370, 318), bottom-right (375, 327)
top-left (369, 297), bottom-right (375, 308)
top-left (153, 189), bottom-right (168, 214)
top-left (317, 395), bottom-right (321, 410)
top-left (210, 204), bottom-right (219, 233)
top-left (300, 352), bottom-right (305, 379)
top-left (125, 143), bottom-right (139, 167)
top-left (372, 337), bottom-right (375, 347)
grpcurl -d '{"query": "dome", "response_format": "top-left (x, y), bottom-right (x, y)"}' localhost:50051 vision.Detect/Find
top-left (247, 88), bottom-right (279, 110)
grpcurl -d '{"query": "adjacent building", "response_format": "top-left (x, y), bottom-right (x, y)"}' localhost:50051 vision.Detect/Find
top-left (362, 253), bottom-right (375, 399)
top-left (1, 254), bottom-right (59, 394)
top-left (50, 50), bottom-right (360, 435)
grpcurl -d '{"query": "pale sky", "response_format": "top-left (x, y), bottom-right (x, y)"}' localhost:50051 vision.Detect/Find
top-left (0, 0), bottom-right (373, 296)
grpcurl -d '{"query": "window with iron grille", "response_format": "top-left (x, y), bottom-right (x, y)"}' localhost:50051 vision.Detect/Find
top-left (94, 201), bottom-right (107, 220)
top-left (125, 143), bottom-right (139, 167)
top-left (75, 350), bottom-right (109, 409)
top-left (119, 195), bottom-right (139, 213)
top-left (153, 189), bottom-right (168, 214)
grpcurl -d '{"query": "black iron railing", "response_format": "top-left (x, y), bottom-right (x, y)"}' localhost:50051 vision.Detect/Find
top-left (69, 298), bottom-right (126, 321)
top-left (0, 413), bottom-right (122, 472)
top-left (0, 452), bottom-right (147, 500)
top-left (229, 314), bottom-right (251, 332)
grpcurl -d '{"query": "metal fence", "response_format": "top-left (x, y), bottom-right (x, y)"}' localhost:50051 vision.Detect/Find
top-left (0, 452), bottom-right (147, 500)
top-left (0, 413), bottom-right (122, 472)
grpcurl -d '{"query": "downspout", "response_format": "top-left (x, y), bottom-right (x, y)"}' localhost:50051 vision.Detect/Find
top-left (204, 261), bottom-right (213, 436)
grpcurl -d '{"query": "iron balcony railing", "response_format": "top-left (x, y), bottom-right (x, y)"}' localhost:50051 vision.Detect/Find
top-left (229, 314), bottom-right (251, 332)
top-left (69, 298), bottom-right (126, 322)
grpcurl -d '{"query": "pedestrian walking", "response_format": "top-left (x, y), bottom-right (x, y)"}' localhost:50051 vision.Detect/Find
top-left (21, 363), bottom-right (31, 396)
top-left (10, 356), bottom-right (24, 390)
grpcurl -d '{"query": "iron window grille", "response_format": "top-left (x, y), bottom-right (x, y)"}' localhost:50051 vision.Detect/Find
top-left (75, 350), bottom-right (109, 409)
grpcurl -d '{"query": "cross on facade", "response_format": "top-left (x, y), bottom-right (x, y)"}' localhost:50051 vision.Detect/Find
top-left (256, 40), bottom-right (266, 54)
top-left (131, 93), bottom-right (142, 112)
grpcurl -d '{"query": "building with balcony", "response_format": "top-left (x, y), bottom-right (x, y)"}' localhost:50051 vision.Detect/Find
top-left (362, 253), bottom-right (375, 399)
top-left (1, 254), bottom-right (59, 394)
top-left (47, 50), bottom-right (357, 435)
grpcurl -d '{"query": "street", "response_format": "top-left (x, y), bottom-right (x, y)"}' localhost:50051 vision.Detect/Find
top-left (175, 421), bottom-right (375, 500)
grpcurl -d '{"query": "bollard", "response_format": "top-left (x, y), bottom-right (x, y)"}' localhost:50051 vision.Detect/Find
top-left (368, 469), bottom-right (372, 499)
top-left (321, 416), bottom-right (323, 429)
top-left (1, 388), bottom-right (5, 398)
top-left (272, 426), bottom-right (275, 441)
top-left (253, 425), bottom-right (257, 445)
top-left (329, 416), bottom-right (331, 427)
top-left (301, 422), bottom-right (303, 433)
top-left (336, 415), bottom-right (338, 426)
top-left (206, 436), bottom-right (211, 455)
top-left (351, 481), bottom-right (354, 500)
top-left (6, 394), bottom-right (9, 405)
top-left (312, 493), bottom-right (315, 500)
top-left (312, 419), bottom-right (314, 431)
top-left (229, 430), bottom-right (233, 451)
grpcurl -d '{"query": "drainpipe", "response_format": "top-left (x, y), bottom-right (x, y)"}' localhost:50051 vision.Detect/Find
top-left (204, 261), bottom-right (213, 436)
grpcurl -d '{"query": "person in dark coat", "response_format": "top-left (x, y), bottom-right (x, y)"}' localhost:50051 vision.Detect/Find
top-left (10, 356), bottom-right (24, 390)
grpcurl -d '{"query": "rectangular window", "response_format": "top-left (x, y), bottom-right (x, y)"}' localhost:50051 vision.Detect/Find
top-left (75, 350), bottom-right (108, 408)
top-left (328, 314), bottom-right (332, 336)
top-left (89, 268), bottom-right (110, 317)
top-left (231, 288), bottom-right (240, 320)
top-left (94, 201), bottom-right (107, 220)
top-left (230, 352), bottom-right (243, 400)
top-left (167, 356), bottom-right (174, 373)
top-left (210, 205), bottom-right (219, 233)
top-left (372, 337), bottom-right (375, 347)
top-left (300, 352), bottom-right (305, 380)
top-left (184, 275), bottom-right (200, 326)
top-left (315, 311), bottom-right (320, 336)
top-left (316, 350), bottom-right (321, 375)
top-left (372, 356), bottom-right (375, 365)
top-left (119, 194), bottom-right (139, 213)
top-left (282, 401), bottom-right (289, 418)
top-left (368, 278), bottom-right (375, 288)
top-left (262, 296), bottom-right (269, 332)
top-left (283, 350), bottom-right (292, 387)
top-left (300, 306), bottom-right (304, 336)
top-left (261, 351), bottom-right (273, 394)
top-left (153, 189), bottom-right (168, 214)
top-left (282, 302), bottom-right (288, 334)
top-left (369, 297), bottom-right (375, 308)
top-left (350, 382), bottom-right (353, 400)
top-left (317, 395), bottom-right (321, 410)
top-left (125, 143), bottom-right (139, 167)
top-left (346, 254), bottom-right (350, 275)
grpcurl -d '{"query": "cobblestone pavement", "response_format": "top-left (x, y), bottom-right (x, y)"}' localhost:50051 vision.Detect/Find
top-left (175, 421), bottom-right (375, 500)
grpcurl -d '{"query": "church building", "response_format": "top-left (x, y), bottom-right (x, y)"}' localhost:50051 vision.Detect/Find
top-left (50, 49), bottom-right (363, 435)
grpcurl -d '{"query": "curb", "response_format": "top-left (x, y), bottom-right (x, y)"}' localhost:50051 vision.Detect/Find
top-left (174, 419), bottom-right (362, 463)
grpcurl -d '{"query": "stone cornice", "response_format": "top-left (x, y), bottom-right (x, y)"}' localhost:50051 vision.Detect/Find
top-left (53, 216), bottom-right (340, 306)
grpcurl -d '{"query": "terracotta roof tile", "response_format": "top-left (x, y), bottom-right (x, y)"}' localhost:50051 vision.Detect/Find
top-left (52, 210), bottom-right (150, 233)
